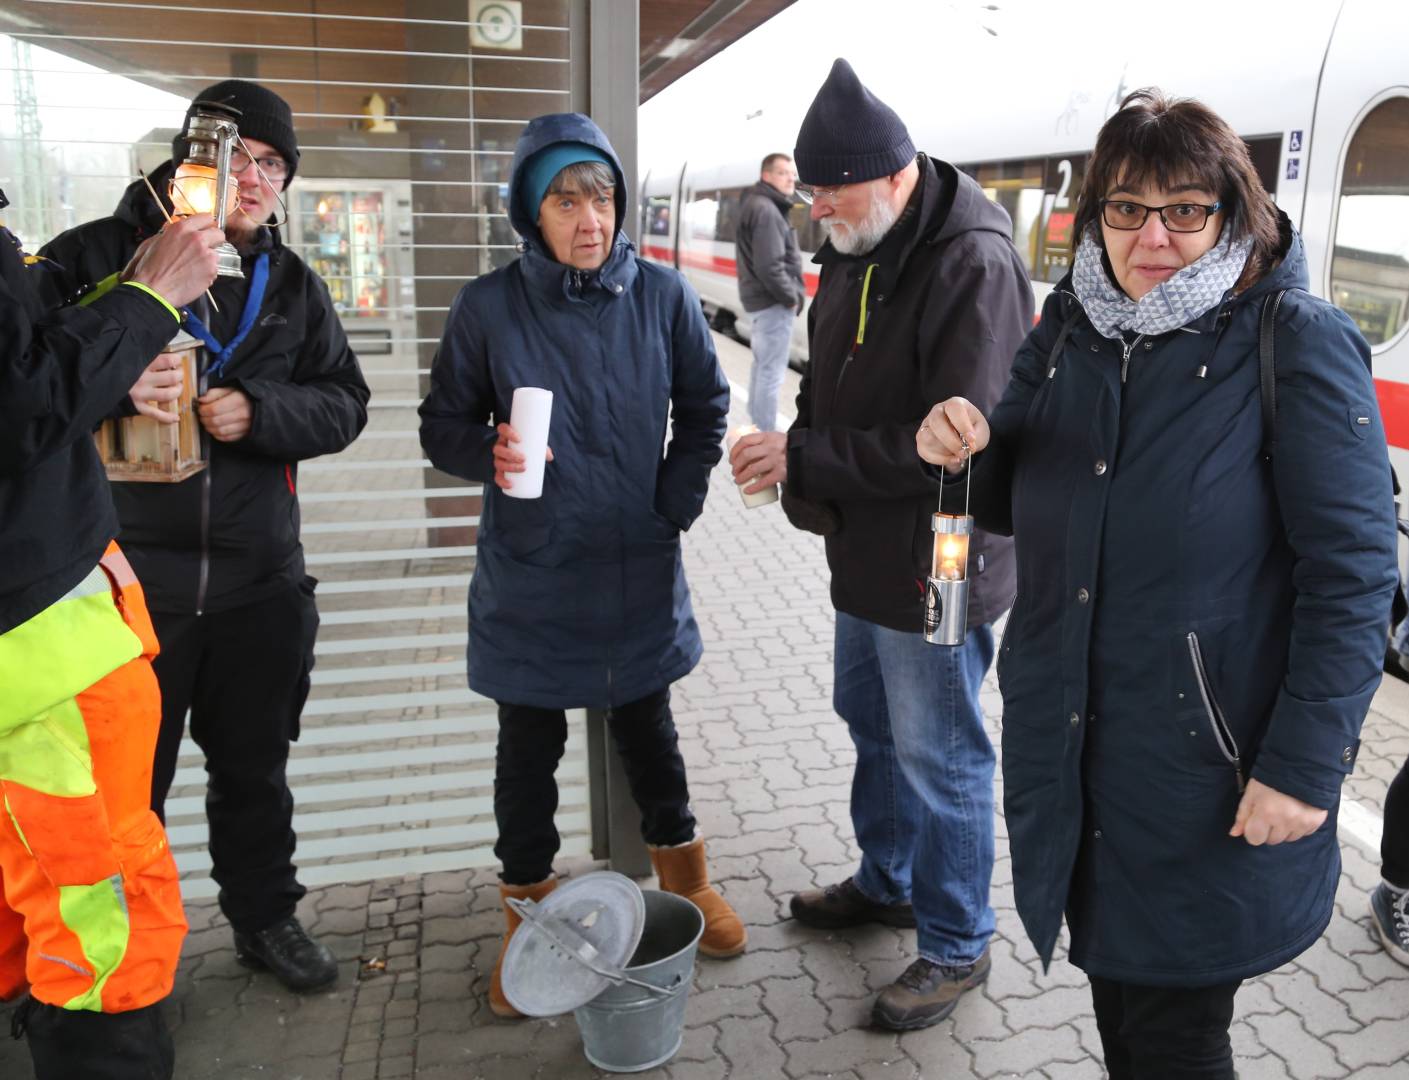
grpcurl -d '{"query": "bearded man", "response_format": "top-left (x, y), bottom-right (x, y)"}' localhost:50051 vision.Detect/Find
top-left (728, 58), bottom-right (1032, 1031)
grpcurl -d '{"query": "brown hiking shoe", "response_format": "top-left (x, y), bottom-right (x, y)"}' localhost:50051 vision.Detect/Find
top-left (871, 949), bottom-right (991, 1030)
top-left (789, 877), bottom-right (916, 929)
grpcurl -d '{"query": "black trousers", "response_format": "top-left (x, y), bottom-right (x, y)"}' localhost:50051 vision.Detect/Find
top-left (1090, 976), bottom-right (1241, 1080)
top-left (1383, 754), bottom-right (1409, 889)
top-left (494, 687), bottom-right (696, 885)
top-left (149, 578), bottom-right (319, 934)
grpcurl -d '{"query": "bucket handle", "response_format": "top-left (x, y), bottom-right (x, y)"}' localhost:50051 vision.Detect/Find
top-left (507, 896), bottom-right (676, 998)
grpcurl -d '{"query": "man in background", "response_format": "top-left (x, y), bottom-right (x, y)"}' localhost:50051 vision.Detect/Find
top-left (736, 152), bottom-right (804, 431)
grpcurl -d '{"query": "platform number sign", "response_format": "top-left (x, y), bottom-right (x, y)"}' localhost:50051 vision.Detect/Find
top-left (471, 0), bottom-right (523, 51)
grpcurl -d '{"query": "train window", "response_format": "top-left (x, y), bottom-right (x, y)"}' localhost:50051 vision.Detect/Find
top-left (1244, 137), bottom-right (1281, 199)
top-left (1331, 96), bottom-right (1409, 347)
top-left (790, 203), bottom-right (826, 256)
top-left (686, 192), bottom-right (719, 241)
top-left (715, 187), bottom-right (745, 243)
top-left (645, 195), bottom-right (672, 236)
top-left (968, 159), bottom-right (1045, 276)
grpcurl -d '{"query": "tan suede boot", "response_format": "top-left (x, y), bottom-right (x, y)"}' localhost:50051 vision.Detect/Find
top-left (650, 838), bottom-right (747, 958)
top-left (489, 876), bottom-right (558, 1019)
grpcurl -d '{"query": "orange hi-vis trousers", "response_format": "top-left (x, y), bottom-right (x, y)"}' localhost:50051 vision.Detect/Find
top-left (0, 543), bottom-right (186, 1013)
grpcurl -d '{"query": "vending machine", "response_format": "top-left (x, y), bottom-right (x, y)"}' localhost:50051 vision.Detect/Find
top-left (285, 179), bottom-right (417, 361)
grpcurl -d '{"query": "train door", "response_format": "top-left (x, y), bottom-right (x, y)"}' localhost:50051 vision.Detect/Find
top-left (639, 165), bottom-right (682, 271)
top-left (1302, 0), bottom-right (1409, 478)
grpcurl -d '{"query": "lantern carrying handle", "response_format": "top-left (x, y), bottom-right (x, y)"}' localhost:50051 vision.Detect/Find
top-left (232, 133), bottom-right (291, 231)
top-left (937, 435), bottom-right (972, 520)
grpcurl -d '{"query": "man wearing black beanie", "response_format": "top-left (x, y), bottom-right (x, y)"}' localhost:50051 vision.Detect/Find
top-left (730, 58), bottom-right (1033, 1031)
top-left (38, 79), bottom-right (368, 995)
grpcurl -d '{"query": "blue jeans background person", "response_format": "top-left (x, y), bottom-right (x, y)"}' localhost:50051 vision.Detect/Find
top-left (746, 303), bottom-right (796, 432)
top-left (834, 616), bottom-right (997, 966)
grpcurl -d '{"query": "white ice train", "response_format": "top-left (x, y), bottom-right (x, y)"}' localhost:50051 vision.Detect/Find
top-left (638, 0), bottom-right (1409, 482)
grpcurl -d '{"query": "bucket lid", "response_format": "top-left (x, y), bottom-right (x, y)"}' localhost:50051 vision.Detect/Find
top-left (500, 871), bottom-right (647, 1017)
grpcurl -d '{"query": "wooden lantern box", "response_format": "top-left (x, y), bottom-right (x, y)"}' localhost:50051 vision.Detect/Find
top-left (96, 331), bottom-right (208, 482)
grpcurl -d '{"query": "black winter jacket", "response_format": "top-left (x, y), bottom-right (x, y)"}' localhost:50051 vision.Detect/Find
top-left (0, 214), bottom-right (178, 633)
top-left (37, 163), bottom-right (369, 614)
top-left (785, 155), bottom-right (1032, 632)
top-left (736, 181), bottom-right (803, 313)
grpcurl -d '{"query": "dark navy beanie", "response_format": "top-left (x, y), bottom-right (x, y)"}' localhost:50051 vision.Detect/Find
top-left (793, 59), bottom-right (915, 186)
top-left (173, 80), bottom-right (300, 189)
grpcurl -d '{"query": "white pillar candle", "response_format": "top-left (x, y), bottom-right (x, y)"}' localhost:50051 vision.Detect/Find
top-left (505, 387), bottom-right (553, 500)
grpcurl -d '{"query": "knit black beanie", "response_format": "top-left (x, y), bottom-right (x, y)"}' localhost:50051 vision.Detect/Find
top-left (793, 59), bottom-right (915, 186)
top-left (172, 80), bottom-right (300, 188)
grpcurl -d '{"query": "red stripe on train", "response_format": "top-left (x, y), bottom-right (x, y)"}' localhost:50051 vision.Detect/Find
top-left (642, 243), bottom-right (820, 298)
top-left (1375, 379), bottom-right (1409, 450)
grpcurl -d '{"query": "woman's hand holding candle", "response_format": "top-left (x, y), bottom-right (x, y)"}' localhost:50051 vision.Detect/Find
top-left (492, 422), bottom-right (554, 492)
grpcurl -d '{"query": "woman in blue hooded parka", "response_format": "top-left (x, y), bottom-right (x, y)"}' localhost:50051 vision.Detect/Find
top-left (419, 113), bottom-right (742, 1019)
top-left (917, 90), bottom-right (1398, 1078)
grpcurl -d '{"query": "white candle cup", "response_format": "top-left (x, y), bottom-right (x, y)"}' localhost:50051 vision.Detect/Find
top-left (505, 387), bottom-right (553, 500)
top-left (726, 424), bottom-right (779, 509)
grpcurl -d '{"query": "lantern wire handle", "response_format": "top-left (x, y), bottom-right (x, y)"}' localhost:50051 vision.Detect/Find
top-left (937, 434), bottom-right (972, 519)
top-left (962, 435), bottom-right (972, 521)
top-left (232, 133), bottom-right (291, 230)
top-left (138, 168), bottom-right (219, 314)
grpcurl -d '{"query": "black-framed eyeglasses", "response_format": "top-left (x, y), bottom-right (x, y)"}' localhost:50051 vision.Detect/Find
top-left (795, 182), bottom-right (847, 206)
top-left (230, 150), bottom-right (289, 181)
top-left (1101, 199), bottom-right (1222, 233)
top-left (1099, 199), bottom-right (1223, 233)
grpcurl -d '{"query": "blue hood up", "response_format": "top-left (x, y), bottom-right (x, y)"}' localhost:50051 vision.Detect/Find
top-left (508, 113), bottom-right (628, 251)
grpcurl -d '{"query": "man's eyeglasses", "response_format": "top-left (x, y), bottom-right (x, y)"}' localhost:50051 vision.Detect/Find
top-left (230, 150), bottom-right (289, 181)
top-left (795, 182), bottom-right (847, 206)
top-left (1100, 199), bottom-right (1222, 233)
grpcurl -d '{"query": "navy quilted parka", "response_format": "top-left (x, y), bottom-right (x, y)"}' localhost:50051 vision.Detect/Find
top-left (419, 114), bottom-right (728, 709)
top-left (970, 224), bottom-right (1398, 986)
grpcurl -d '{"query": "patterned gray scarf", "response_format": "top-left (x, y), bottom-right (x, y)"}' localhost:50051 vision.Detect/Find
top-left (1072, 223), bottom-right (1252, 340)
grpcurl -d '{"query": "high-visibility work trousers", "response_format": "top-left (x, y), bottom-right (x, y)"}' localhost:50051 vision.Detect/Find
top-left (0, 543), bottom-right (186, 1014)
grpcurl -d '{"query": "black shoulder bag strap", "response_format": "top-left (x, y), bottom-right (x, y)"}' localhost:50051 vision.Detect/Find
top-left (1046, 304), bottom-right (1085, 379)
top-left (1258, 288), bottom-right (1289, 461)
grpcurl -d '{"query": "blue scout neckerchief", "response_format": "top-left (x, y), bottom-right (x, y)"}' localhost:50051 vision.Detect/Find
top-left (181, 251), bottom-right (269, 380)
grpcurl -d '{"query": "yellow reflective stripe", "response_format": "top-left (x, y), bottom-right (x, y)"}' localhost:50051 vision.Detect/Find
top-left (120, 281), bottom-right (180, 323)
top-left (56, 877), bottom-right (130, 1012)
top-left (5, 798), bottom-right (30, 854)
top-left (75, 272), bottom-right (121, 308)
top-left (0, 697), bottom-right (97, 797)
top-left (856, 263), bottom-right (877, 345)
top-left (0, 572), bottom-right (140, 731)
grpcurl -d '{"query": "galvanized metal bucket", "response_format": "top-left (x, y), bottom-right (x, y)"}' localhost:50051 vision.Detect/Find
top-left (574, 889), bottom-right (703, 1073)
top-left (500, 871), bottom-right (704, 1073)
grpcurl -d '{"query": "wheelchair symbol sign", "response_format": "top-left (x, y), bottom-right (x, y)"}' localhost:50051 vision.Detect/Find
top-left (1289, 130), bottom-right (1303, 152)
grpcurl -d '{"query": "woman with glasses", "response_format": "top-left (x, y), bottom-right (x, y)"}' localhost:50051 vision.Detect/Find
top-left (916, 89), bottom-right (1397, 1078)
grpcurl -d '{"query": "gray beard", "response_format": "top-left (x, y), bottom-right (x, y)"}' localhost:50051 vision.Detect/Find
top-left (824, 189), bottom-right (901, 255)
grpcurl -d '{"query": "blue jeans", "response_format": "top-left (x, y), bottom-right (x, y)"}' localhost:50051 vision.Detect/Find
top-left (833, 612), bottom-right (997, 965)
top-left (746, 303), bottom-right (796, 431)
